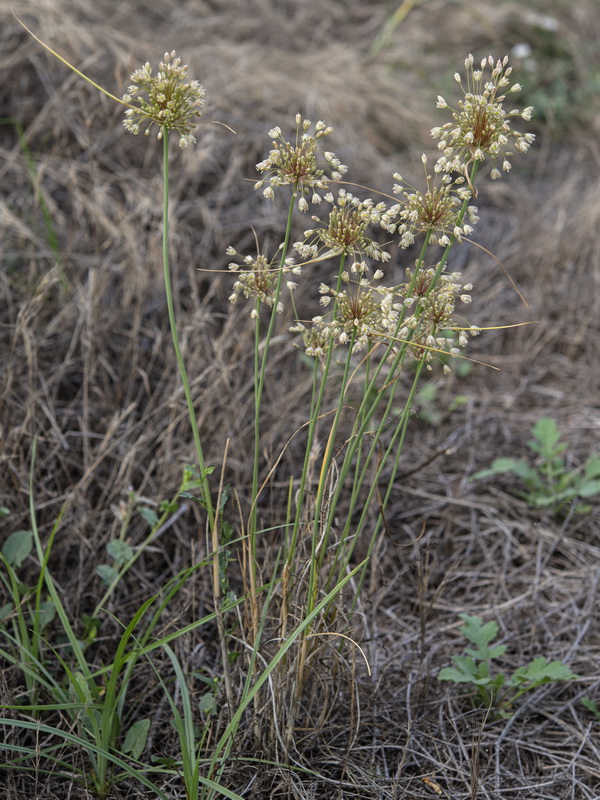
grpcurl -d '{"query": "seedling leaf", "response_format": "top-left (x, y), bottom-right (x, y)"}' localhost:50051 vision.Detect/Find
top-left (581, 697), bottom-right (600, 720)
top-left (583, 457), bottom-right (600, 480)
top-left (579, 479), bottom-right (600, 498)
top-left (512, 657), bottom-right (578, 686)
top-left (471, 417), bottom-right (600, 516)
top-left (139, 507), bottom-right (159, 527)
top-left (438, 666), bottom-right (474, 683)
top-left (199, 692), bottom-right (217, 715)
top-left (123, 718), bottom-right (150, 760)
top-left (471, 458), bottom-right (536, 482)
top-left (529, 417), bottom-right (562, 457)
top-left (96, 564), bottom-right (118, 585)
top-left (2, 530), bottom-right (34, 568)
top-left (458, 614), bottom-right (504, 661)
top-left (106, 540), bottom-right (134, 565)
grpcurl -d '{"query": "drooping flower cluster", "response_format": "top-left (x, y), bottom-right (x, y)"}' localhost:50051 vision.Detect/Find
top-left (296, 263), bottom-right (398, 355)
top-left (294, 190), bottom-right (393, 262)
top-left (432, 54), bottom-right (535, 177)
top-left (394, 265), bottom-right (479, 370)
top-left (227, 245), bottom-right (300, 316)
top-left (391, 156), bottom-right (478, 248)
top-left (122, 51), bottom-right (205, 148)
top-left (255, 115), bottom-right (347, 211)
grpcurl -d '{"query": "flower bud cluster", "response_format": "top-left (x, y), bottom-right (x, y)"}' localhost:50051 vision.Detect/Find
top-left (294, 189), bottom-right (393, 262)
top-left (394, 265), bottom-right (479, 371)
top-left (299, 263), bottom-right (398, 355)
top-left (391, 157), bottom-right (478, 248)
top-left (227, 246), bottom-right (300, 316)
top-left (431, 54), bottom-right (535, 177)
top-left (123, 51), bottom-right (205, 148)
top-left (254, 115), bottom-right (348, 211)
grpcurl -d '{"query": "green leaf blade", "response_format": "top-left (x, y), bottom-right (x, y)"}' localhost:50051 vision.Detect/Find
top-left (2, 530), bottom-right (34, 568)
top-left (123, 718), bottom-right (150, 760)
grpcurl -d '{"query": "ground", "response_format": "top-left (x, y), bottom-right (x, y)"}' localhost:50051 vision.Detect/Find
top-left (1, 1), bottom-right (599, 798)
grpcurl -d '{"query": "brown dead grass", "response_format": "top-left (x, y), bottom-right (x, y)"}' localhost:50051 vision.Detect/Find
top-left (1, 0), bottom-right (600, 797)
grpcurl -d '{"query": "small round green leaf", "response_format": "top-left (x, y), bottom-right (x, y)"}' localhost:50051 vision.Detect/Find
top-left (2, 530), bottom-right (34, 568)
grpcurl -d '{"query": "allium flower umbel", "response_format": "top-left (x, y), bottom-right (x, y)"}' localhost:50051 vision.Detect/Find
top-left (294, 189), bottom-right (392, 262)
top-left (392, 155), bottom-right (478, 248)
top-left (255, 115), bottom-right (347, 211)
top-left (227, 245), bottom-right (300, 317)
top-left (432, 54), bottom-right (535, 177)
top-left (395, 265), bottom-right (479, 371)
top-left (302, 262), bottom-right (398, 355)
top-left (123, 51), bottom-right (205, 148)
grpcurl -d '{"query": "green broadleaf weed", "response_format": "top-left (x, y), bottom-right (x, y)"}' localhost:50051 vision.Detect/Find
top-left (471, 416), bottom-right (600, 515)
top-left (438, 613), bottom-right (579, 716)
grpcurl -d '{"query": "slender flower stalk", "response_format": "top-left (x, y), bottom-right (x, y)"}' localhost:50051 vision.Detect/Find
top-left (244, 195), bottom-right (298, 624)
top-left (161, 129), bottom-right (215, 529)
top-left (228, 115), bottom-right (347, 548)
top-left (11, 28), bottom-right (218, 532)
top-left (323, 163), bottom-right (482, 602)
top-left (120, 53), bottom-right (217, 526)
top-left (121, 51), bottom-right (215, 526)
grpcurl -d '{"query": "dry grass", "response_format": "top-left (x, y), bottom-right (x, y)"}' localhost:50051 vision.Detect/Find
top-left (1, 0), bottom-right (600, 797)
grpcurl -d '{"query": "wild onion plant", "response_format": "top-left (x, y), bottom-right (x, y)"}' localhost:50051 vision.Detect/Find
top-left (3, 24), bottom-right (535, 797)
top-left (222, 56), bottom-right (534, 747)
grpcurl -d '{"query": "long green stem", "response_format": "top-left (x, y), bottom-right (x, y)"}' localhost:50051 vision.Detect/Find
top-left (286, 357), bottom-right (320, 564)
top-left (336, 357), bottom-right (428, 602)
top-left (319, 162), bottom-right (481, 594)
top-left (161, 128), bottom-right (214, 530)
top-left (288, 250), bottom-right (347, 562)
top-left (243, 194), bottom-right (298, 636)
top-left (306, 325), bottom-right (356, 615)
top-left (249, 195), bottom-right (297, 539)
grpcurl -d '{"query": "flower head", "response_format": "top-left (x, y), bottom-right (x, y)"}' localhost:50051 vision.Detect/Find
top-left (304, 263), bottom-right (398, 354)
top-left (255, 115), bottom-right (347, 210)
top-left (123, 51), bottom-right (205, 147)
top-left (431, 54), bottom-right (535, 176)
top-left (391, 157), bottom-right (478, 248)
top-left (394, 264), bottom-right (478, 370)
top-left (294, 189), bottom-right (392, 262)
top-left (227, 245), bottom-right (299, 314)
top-left (290, 322), bottom-right (332, 360)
